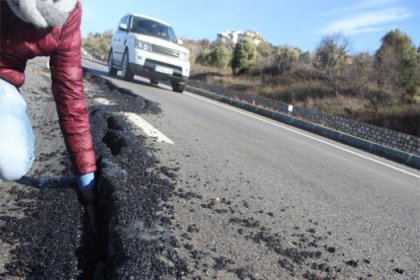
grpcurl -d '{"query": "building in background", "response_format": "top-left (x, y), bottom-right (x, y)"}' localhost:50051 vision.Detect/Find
top-left (217, 30), bottom-right (264, 46)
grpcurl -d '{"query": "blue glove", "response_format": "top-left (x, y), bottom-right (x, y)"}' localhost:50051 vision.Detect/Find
top-left (77, 172), bottom-right (95, 190)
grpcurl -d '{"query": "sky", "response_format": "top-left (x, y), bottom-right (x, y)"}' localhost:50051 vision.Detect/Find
top-left (80, 0), bottom-right (419, 54)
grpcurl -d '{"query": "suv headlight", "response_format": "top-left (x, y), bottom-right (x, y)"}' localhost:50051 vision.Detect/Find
top-left (135, 40), bottom-right (151, 51)
top-left (179, 52), bottom-right (190, 62)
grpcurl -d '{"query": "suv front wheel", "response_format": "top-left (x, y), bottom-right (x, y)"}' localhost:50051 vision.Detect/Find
top-left (108, 51), bottom-right (118, 76)
top-left (121, 51), bottom-right (134, 81)
top-left (172, 82), bottom-right (185, 93)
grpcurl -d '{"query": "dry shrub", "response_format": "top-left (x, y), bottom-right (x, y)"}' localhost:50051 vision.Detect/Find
top-left (260, 80), bottom-right (333, 103)
top-left (222, 76), bottom-right (261, 94)
top-left (190, 64), bottom-right (231, 83)
top-left (357, 104), bottom-right (420, 136)
top-left (298, 95), bottom-right (369, 116)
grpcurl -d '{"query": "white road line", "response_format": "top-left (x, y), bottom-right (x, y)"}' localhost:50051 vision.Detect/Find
top-left (123, 112), bottom-right (174, 144)
top-left (184, 92), bottom-right (420, 179)
top-left (94, 97), bottom-right (114, 105)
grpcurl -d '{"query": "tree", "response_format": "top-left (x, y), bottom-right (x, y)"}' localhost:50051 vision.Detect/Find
top-left (374, 29), bottom-right (420, 102)
top-left (338, 53), bottom-right (373, 94)
top-left (231, 39), bottom-right (259, 75)
top-left (314, 34), bottom-right (349, 93)
top-left (315, 34), bottom-right (348, 72)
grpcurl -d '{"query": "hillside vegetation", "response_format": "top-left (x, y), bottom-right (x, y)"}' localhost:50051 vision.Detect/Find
top-left (82, 30), bottom-right (113, 60)
top-left (185, 30), bottom-right (420, 137)
top-left (82, 29), bottom-right (420, 136)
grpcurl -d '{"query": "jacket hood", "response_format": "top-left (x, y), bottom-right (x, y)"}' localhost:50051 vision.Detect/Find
top-left (6, 0), bottom-right (77, 28)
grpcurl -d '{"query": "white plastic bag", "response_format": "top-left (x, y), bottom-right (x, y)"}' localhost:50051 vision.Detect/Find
top-left (0, 79), bottom-right (35, 181)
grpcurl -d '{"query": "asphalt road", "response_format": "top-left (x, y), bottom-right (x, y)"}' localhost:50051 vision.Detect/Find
top-left (82, 59), bottom-right (420, 279)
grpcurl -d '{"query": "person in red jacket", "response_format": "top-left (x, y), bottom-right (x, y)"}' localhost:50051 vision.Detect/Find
top-left (0, 0), bottom-right (97, 231)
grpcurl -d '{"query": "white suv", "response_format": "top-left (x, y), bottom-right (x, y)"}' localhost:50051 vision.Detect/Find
top-left (108, 14), bottom-right (190, 93)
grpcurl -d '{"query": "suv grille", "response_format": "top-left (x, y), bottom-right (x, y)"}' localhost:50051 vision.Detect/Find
top-left (151, 44), bottom-right (180, 58)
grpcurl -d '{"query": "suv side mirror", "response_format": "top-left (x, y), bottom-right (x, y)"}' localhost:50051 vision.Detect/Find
top-left (119, 23), bottom-right (128, 32)
top-left (177, 39), bottom-right (184, 45)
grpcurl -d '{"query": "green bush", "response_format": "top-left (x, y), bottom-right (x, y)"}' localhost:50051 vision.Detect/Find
top-left (257, 42), bottom-right (273, 58)
top-left (273, 47), bottom-right (301, 74)
top-left (209, 45), bottom-right (232, 69)
top-left (231, 39), bottom-right (259, 75)
top-left (252, 46), bottom-right (304, 76)
top-left (195, 48), bottom-right (212, 65)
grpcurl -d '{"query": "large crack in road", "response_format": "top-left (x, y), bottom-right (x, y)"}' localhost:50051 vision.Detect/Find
top-left (0, 68), bottom-right (189, 279)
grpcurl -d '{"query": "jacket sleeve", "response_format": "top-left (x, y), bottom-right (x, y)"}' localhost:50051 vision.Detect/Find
top-left (49, 2), bottom-right (96, 175)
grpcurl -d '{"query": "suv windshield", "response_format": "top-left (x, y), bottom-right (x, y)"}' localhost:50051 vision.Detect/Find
top-left (131, 16), bottom-right (177, 43)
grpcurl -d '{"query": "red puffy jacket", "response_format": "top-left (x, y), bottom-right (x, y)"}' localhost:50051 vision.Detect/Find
top-left (0, 1), bottom-right (96, 175)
